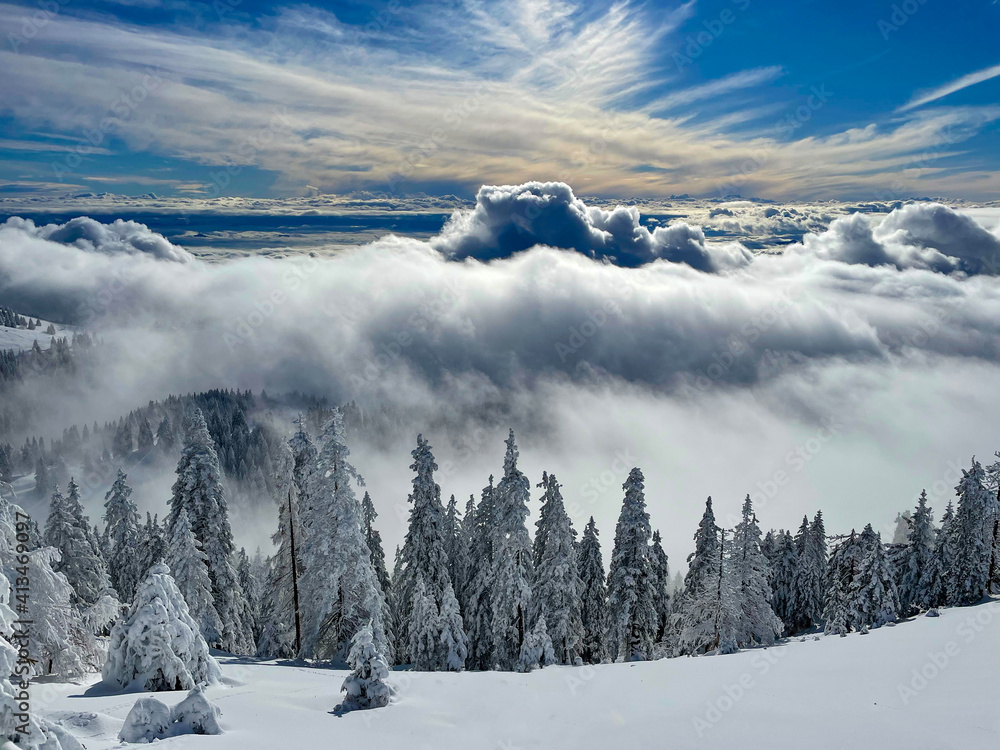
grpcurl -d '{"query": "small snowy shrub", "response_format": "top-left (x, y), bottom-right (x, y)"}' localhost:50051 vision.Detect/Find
top-left (119, 698), bottom-right (172, 743)
top-left (172, 686), bottom-right (223, 735)
top-left (339, 622), bottom-right (391, 711)
top-left (118, 688), bottom-right (223, 743)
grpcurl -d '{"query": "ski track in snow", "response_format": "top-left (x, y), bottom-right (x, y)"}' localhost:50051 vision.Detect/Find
top-left (35, 599), bottom-right (1000, 749)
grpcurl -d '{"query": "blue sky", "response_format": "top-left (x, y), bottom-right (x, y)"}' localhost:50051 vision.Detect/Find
top-left (0, 0), bottom-right (998, 200)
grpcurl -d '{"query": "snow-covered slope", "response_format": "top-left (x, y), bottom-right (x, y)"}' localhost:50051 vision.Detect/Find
top-left (37, 600), bottom-right (1000, 749)
top-left (0, 319), bottom-right (67, 353)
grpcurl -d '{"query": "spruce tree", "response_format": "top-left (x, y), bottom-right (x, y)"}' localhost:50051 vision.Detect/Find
top-left (949, 457), bottom-right (991, 605)
top-left (298, 411), bottom-right (389, 662)
top-left (850, 532), bottom-right (899, 630)
top-left (103, 469), bottom-right (142, 604)
top-left (577, 516), bottom-right (608, 664)
top-left (439, 583), bottom-right (469, 671)
top-left (823, 530), bottom-right (866, 635)
top-left (408, 575), bottom-right (439, 671)
top-left (168, 408), bottom-right (253, 654)
top-left (394, 435), bottom-right (455, 667)
top-left (606, 467), bottom-right (658, 662)
top-left (532, 473), bottom-right (583, 664)
top-left (166, 506), bottom-right (222, 644)
top-left (730, 495), bottom-right (782, 648)
top-left (489, 430), bottom-right (534, 671)
top-left (46, 480), bottom-right (111, 606)
top-left (138, 512), bottom-right (167, 580)
top-left (361, 490), bottom-right (394, 656)
top-left (649, 530), bottom-right (671, 643)
top-left (792, 511), bottom-right (827, 631)
top-left (443, 494), bottom-right (468, 599)
top-left (899, 490), bottom-right (935, 614)
top-left (463, 481), bottom-right (496, 670)
top-left (679, 497), bottom-right (722, 654)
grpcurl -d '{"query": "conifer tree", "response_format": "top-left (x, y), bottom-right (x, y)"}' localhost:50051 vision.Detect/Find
top-left (577, 516), bottom-right (608, 664)
top-left (823, 530), bottom-right (866, 635)
top-left (339, 622), bottom-right (391, 711)
top-left (361, 490), bottom-right (394, 656)
top-left (791, 511), bottom-right (827, 631)
top-left (949, 457), bottom-right (991, 605)
top-left (138, 512), bottom-right (167, 579)
top-left (103, 469), bottom-right (142, 604)
top-left (606, 467), bottom-right (657, 662)
top-left (166, 506), bottom-right (222, 644)
top-left (443, 493), bottom-right (468, 599)
top-left (899, 490), bottom-right (935, 614)
top-left (104, 563), bottom-right (221, 691)
top-left (156, 416), bottom-right (176, 454)
top-left (649, 530), bottom-right (671, 643)
top-left (850, 532), bottom-right (899, 630)
top-left (532, 472), bottom-right (583, 664)
top-left (489, 430), bottom-right (534, 670)
top-left (439, 583), bottom-right (469, 671)
top-left (679, 497), bottom-right (722, 654)
top-left (168, 408), bottom-right (253, 654)
top-left (463, 483), bottom-right (496, 670)
top-left (730, 495), bottom-right (782, 647)
top-left (394, 435), bottom-right (458, 668)
top-left (45, 481), bottom-right (111, 606)
top-left (408, 576), bottom-right (439, 671)
top-left (298, 411), bottom-right (389, 662)
top-left (136, 416), bottom-right (155, 452)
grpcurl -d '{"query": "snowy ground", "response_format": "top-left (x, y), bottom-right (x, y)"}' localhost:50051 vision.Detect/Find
top-left (0, 318), bottom-right (68, 353)
top-left (36, 599), bottom-right (1000, 749)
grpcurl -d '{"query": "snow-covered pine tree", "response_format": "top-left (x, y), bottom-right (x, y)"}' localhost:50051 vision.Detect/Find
top-left (136, 415), bottom-right (155, 453)
top-left (767, 530), bottom-right (797, 630)
top-left (165, 506), bottom-right (222, 644)
top-left (823, 530), bottom-right (866, 635)
top-left (679, 497), bottom-right (722, 655)
top-left (361, 490), bottom-right (394, 655)
top-left (258, 439), bottom-right (303, 658)
top-left (517, 614), bottom-right (555, 672)
top-left (730, 495), bottom-right (782, 648)
top-left (339, 621), bottom-right (391, 711)
top-left (791, 511), bottom-right (827, 632)
top-left (138, 512), bottom-right (166, 580)
top-left (986, 453), bottom-right (1000, 595)
top-left (168, 407), bottom-right (253, 654)
top-left (298, 411), bottom-right (390, 663)
top-left (408, 575), bottom-right (440, 671)
top-left (237, 548), bottom-right (262, 644)
top-left (45, 480), bottom-right (112, 607)
top-left (439, 583), bottom-right (469, 671)
top-left (949, 457), bottom-right (992, 605)
top-left (927, 502), bottom-right (956, 607)
top-left (849, 532), bottom-right (899, 630)
top-left (394, 435), bottom-right (458, 668)
top-left (898, 490), bottom-right (935, 615)
top-left (489, 430), bottom-right (535, 670)
top-left (27, 547), bottom-right (90, 678)
top-left (103, 469), bottom-right (142, 604)
top-left (463, 481), bottom-right (496, 670)
top-left (156, 416), bottom-right (175, 455)
top-left (532, 472), bottom-right (583, 665)
top-left (577, 516), bottom-right (608, 664)
top-left (650, 530), bottom-right (671, 643)
top-left (104, 562), bottom-right (221, 691)
top-left (605, 467), bottom-right (658, 662)
top-left (443, 493), bottom-right (468, 601)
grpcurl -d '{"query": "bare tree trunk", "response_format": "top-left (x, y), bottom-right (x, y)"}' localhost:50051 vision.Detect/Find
top-left (288, 489), bottom-right (302, 655)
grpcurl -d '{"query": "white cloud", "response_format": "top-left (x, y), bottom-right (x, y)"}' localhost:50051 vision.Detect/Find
top-left (899, 62), bottom-right (1000, 112)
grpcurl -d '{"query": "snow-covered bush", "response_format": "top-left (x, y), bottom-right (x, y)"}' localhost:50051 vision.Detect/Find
top-left (119, 697), bottom-right (172, 743)
top-left (339, 622), bottom-right (391, 711)
top-left (103, 563), bottom-right (221, 691)
top-left (119, 687), bottom-right (223, 743)
top-left (171, 686), bottom-right (223, 735)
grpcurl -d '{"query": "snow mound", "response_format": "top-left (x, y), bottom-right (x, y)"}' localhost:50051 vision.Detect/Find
top-left (119, 688), bottom-right (223, 743)
top-left (119, 697), bottom-right (172, 743)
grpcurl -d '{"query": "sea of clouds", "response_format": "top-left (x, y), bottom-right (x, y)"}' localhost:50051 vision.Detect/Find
top-left (3, 181), bottom-right (1000, 562)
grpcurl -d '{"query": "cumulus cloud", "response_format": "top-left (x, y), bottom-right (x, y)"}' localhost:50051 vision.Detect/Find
top-left (796, 202), bottom-right (1000, 275)
top-left (431, 182), bottom-right (753, 271)
top-left (2, 216), bottom-right (193, 263)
